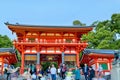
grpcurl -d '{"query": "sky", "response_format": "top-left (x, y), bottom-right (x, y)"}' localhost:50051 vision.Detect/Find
top-left (0, 0), bottom-right (120, 40)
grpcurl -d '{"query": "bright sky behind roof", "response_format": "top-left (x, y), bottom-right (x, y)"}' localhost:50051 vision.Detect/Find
top-left (0, 0), bottom-right (120, 40)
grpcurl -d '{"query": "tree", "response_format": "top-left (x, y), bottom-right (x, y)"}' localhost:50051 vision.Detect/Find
top-left (0, 34), bottom-right (13, 48)
top-left (81, 13), bottom-right (120, 49)
top-left (111, 14), bottom-right (120, 33)
top-left (73, 20), bottom-right (86, 26)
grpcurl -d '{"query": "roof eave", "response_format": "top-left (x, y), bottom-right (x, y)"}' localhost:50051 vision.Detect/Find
top-left (5, 22), bottom-right (95, 28)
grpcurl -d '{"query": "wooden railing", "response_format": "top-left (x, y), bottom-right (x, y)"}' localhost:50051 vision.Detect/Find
top-left (13, 39), bottom-right (87, 44)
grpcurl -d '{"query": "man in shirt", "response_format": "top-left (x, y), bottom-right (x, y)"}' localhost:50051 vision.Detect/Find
top-left (50, 64), bottom-right (57, 80)
top-left (82, 63), bottom-right (89, 80)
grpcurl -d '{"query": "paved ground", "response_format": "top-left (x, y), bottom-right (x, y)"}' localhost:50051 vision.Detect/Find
top-left (0, 75), bottom-right (84, 80)
top-left (0, 74), bottom-right (108, 80)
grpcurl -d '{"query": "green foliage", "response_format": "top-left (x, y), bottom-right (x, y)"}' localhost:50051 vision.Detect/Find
top-left (0, 34), bottom-right (12, 48)
top-left (79, 52), bottom-right (83, 59)
top-left (16, 50), bottom-right (21, 61)
top-left (13, 62), bottom-right (21, 68)
top-left (81, 13), bottom-right (120, 49)
top-left (73, 20), bottom-right (86, 26)
top-left (111, 14), bottom-right (120, 33)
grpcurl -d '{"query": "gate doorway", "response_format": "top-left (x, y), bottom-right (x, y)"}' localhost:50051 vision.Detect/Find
top-left (41, 61), bottom-right (58, 71)
top-left (40, 54), bottom-right (61, 70)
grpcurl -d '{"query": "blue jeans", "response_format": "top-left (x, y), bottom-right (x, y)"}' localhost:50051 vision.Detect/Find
top-left (51, 74), bottom-right (56, 80)
top-left (84, 73), bottom-right (88, 80)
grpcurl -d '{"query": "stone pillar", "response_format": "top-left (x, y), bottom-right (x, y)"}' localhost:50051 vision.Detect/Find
top-left (62, 52), bottom-right (64, 64)
top-left (37, 52), bottom-right (40, 64)
top-left (111, 63), bottom-right (120, 80)
top-left (36, 52), bottom-right (40, 71)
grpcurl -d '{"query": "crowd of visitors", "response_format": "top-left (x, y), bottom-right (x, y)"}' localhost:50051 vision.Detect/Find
top-left (1, 63), bottom-right (106, 80)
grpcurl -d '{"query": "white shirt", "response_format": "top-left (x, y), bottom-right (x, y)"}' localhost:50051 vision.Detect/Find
top-left (31, 73), bottom-right (36, 79)
top-left (50, 67), bottom-right (56, 74)
top-left (58, 68), bottom-right (60, 73)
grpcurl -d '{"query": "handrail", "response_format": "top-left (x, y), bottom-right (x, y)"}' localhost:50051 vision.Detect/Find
top-left (13, 40), bottom-right (87, 44)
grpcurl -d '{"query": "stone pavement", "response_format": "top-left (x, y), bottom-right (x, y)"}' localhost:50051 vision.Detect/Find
top-left (0, 74), bottom-right (108, 80)
top-left (0, 74), bottom-right (85, 80)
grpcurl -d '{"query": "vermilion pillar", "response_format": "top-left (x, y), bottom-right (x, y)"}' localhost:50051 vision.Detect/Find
top-left (95, 59), bottom-right (98, 70)
top-left (109, 59), bottom-right (112, 70)
top-left (76, 52), bottom-right (80, 67)
top-left (95, 59), bottom-right (98, 77)
top-left (20, 51), bottom-right (24, 74)
top-left (1, 57), bottom-right (4, 75)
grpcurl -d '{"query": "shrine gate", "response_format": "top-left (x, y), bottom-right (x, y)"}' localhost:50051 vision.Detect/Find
top-left (81, 49), bottom-right (114, 75)
top-left (5, 23), bottom-right (93, 74)
top-left (0, 48), bottom-right (17, 75)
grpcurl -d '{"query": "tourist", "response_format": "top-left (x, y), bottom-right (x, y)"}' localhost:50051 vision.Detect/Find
top-left (22, 68), bottom-right (31, 80)
top-left (65, 68), bottom-right (73, 80)
top-left (82, 63), bottom-right (89, 80)
top-left (50, 64), bottom-right (57, 80)
top-left (37, 68), bottom-right (43, 80)
top-left (75, 66), bottom-right (81, 80)
top-left (47, 66), bottom-right (51, 79)
top-left (31, 64), bottom-right (36, 74)
top-left (10, 67), bottom-right (20, 80)
top-left (31, 72), bottom-right (37, 80)
top-left (88, 66), bottom-right (95, 80)
top-left (6, 65), bottom-right (12, 80)
top-left (61, 63), bottom-right (67, 79)
top-left (29, 64), bottom-right (32, 75)
top-left (59, 63), bottom-right (63, 78)
top-left (97, 65), bottom-right (103, 78)
top-left (57, 66), bottom-right (61, 78)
